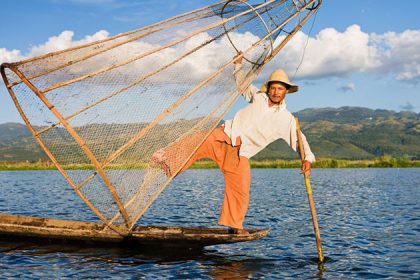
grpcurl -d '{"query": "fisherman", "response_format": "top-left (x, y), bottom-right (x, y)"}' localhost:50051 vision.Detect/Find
top-left (151, 54), bottom-right (315, 235)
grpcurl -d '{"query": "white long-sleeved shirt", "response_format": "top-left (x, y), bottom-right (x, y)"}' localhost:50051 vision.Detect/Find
top-left (223, 64), bottom-right (316, 162)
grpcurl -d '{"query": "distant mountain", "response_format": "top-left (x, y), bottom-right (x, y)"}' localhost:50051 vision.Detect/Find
top-left (0, 123), bottom-right (47, 162)
top-left (1, 107), bottom-right (419, 162)
top-left (0, 122), bottom-right (32, 141)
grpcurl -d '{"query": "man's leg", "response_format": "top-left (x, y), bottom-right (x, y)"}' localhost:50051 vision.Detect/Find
top-left (150, 127), bottom-right (225, 176)
top-left (218, 151), bottom-right (251, 231)
top-left (150, 127), bottom-right (252, 233)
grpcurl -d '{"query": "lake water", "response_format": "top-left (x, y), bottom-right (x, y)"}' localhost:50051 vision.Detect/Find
top-left (0, 168), bottom-right (419, 279)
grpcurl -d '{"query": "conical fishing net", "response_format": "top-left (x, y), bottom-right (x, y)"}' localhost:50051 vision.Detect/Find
top-left (1, 0), bottom-right (321, 233)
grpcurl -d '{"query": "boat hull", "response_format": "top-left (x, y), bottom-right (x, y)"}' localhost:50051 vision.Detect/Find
top-left (0, 213), bottom-right (269, 249)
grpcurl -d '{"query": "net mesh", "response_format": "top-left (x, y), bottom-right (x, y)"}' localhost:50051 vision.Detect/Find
top-left (1, 0), bottom-right (321, 232)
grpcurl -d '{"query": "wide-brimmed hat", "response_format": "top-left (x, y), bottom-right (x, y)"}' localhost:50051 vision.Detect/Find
top-left (260, 69), bottom-right (298, 93)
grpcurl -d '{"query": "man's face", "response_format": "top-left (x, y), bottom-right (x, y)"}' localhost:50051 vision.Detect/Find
top-left (268, 81), bottom-right (288, 104)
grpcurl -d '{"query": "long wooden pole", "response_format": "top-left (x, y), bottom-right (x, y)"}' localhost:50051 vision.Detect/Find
top-left (295, 117), bottom-right (324, 263)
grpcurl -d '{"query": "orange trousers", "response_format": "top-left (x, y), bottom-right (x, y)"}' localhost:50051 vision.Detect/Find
top-left (164, 127), bottom-right (250, 229)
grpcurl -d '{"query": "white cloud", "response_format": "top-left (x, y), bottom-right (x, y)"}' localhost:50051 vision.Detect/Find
top-left (63, 29), bottom-right (261, 83)
top-left (261, 25), bottom-right (420, 84)
top-left (370, 29), bottom-right (420, 82)
top-left (0, 30), bottom-right (109, 65)
top-left (0, 48), bottom-right (25, 64)
top-left (1, 25), bottom-right (419, 86)
top-left (0, 27), bottom-right (260, 90)
top-left (28, 30), bottom-right (109, 57)
top-left (273, 25), bottom-right (379, 79)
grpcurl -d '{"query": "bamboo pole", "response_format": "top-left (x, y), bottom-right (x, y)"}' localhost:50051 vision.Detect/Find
top-left (295, 117), bottom-right (324, 263)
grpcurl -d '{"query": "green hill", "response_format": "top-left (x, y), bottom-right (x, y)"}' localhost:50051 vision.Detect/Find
top-left (254, 107), bottom-right (420, 160)
top-left (1, 107), bottom-right (419, 162)
top-left (0, 123), bottom-right (47, 161)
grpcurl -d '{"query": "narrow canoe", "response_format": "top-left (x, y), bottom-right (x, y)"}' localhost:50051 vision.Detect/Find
top-left (0, 213), bottom-right (269, 249)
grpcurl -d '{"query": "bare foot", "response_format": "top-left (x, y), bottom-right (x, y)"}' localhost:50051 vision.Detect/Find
top-left (229, 228), bottom-right (250, 235)
top-left (150, 149), bottom-right (171, 176)
top-left (150, 149), bottom-right (167, 165)
top-left (236, 228), bottom-right (250, 235)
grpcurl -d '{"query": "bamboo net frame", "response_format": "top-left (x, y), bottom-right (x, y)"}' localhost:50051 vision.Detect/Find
top-left (1, 0), bottom-right (321, 234)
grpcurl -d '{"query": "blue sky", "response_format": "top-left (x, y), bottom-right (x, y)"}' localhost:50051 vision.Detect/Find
top-left (0, 0), bottom-right (419, 123)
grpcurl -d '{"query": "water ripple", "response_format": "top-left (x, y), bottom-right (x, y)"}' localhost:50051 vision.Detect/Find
top-left (0, 168), bottom-right (419, 278)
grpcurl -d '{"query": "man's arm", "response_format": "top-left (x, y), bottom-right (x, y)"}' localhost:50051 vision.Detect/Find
top-left (298, 131), bottom-right (316, 163)
top-left (233, 53), bottom-right (259, 103)
top-left (297, 131), bottom-right (315, 176)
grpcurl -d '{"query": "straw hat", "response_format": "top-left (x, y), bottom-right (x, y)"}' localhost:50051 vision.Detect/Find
top-left (260, 69), bottom-right (299, 93)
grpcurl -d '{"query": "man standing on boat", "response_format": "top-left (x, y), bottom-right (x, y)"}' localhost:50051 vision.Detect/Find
top-left (151, 54), bottom-right (315, 235)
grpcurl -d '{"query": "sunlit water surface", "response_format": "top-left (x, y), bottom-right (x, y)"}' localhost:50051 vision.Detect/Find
top-left (0, 168), bottom-right (419, 279)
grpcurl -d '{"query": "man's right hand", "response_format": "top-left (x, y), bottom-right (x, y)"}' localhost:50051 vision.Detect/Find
top-left (300, 160), bottom-right (312, 177)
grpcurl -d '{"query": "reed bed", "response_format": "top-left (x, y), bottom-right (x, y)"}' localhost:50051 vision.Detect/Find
top-left (2, 157), bottom-right (419, 171)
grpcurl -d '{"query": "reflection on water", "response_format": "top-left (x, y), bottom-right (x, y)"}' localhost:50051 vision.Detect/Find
top-left (0, 168), bottom-right (419, 278)
top-left (0, 239), bottom-right (277, 279)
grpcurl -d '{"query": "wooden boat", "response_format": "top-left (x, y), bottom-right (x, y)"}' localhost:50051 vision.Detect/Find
top-left (0, 213), bottom-right (269, 249)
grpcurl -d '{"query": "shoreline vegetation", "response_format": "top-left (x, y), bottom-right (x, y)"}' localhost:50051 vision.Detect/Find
top-left (1, 156), bottom-right (419, 171)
